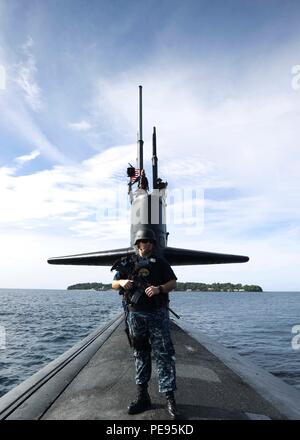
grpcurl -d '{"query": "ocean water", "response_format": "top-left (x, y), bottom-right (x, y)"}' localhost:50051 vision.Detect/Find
top-left (0, 289), bottom-right (300, 398)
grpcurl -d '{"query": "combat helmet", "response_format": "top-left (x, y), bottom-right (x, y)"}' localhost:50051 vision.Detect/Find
top-left (134, 229), bottom-right (157, 245)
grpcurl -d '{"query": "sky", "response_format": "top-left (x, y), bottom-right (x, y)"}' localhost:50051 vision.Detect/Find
top-left (0, 0), bottom-right (300, 290)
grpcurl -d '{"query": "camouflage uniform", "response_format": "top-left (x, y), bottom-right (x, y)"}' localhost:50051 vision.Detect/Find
top-left (113, 254), bottom-right (177, 394)
top-left (128, 308), bottom-right (176, 393)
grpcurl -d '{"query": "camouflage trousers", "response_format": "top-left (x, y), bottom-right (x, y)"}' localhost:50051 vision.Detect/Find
top-left (127, 308), bottom-right (176, 393)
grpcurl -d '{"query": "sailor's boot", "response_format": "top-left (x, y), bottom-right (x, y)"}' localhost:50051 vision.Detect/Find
top-left (127, 384), bottom-right (152, 415)
top-left (165, 391), bottom-right (180, 420)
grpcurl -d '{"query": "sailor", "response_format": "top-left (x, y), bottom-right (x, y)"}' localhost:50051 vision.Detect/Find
top-left (111, 229), bottom-right (179, 419)
top-left (138, 169), bottom-right (149, 191)
top-left (156, 177), bottom-right (168, 190)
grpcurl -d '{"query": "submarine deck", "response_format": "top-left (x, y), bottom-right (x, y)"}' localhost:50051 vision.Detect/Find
top-left (1, 314), bottom-right (300, 420)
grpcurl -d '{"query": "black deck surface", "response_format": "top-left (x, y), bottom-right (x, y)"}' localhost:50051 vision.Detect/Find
top-left (41, 320), bottom-right (285, 420)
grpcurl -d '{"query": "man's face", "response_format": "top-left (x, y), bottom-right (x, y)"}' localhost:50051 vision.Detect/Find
top-left (137, 240), bottom-right (154, 256)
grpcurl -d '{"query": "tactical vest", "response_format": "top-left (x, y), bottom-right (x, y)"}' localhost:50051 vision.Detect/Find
top-left (111, 254), bottom-right (169, 310)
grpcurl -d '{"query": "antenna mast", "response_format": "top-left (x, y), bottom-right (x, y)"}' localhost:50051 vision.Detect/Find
top-left (137, 85), bottom-right (144, 171)
top-left (152, 127), bottom-right (158, 189)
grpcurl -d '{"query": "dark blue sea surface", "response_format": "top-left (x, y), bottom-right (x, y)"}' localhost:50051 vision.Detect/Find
top-left (0, 289), bottom-right (300, 398)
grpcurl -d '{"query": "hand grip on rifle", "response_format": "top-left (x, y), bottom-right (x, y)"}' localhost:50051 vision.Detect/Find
top-left (119, 279), bottom-right (134, 290)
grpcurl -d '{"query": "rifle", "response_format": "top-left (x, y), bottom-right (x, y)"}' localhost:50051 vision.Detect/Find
top-left (111, 255), bottom-right (181, 314)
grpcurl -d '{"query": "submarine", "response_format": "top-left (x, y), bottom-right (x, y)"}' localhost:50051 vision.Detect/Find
top-left (1, 87), bottom-right (300, 421)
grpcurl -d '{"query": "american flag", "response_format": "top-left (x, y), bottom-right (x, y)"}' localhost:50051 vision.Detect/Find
top-left (130, 168), bottom-right (140, 183)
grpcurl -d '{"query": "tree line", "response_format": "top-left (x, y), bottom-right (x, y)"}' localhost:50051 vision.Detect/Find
top-left (67, 282), bottom-right (263, 292)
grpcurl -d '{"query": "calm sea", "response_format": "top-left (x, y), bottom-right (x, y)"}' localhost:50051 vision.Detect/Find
top-left (0, 289), bottom-right (300, 398)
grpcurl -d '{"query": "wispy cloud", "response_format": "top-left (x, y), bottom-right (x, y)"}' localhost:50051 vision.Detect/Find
top-left (0, 144), bottom-right (133, 230)
top-left (14, 149), bottom-right (40, 165)
top-left (0, 37), bottom-right (69, 165)
top-left (3, 104), bottom-right (70, 164)
top-left (15, 37), bottom-right (43, 112)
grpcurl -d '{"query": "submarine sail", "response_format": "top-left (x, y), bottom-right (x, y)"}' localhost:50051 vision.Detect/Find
top-left (48, 86), bottom-right (249, 267)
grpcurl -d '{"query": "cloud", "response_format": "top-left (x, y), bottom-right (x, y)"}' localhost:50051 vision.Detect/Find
top-left (15, 37), bottom-right (43, 112)
top-left (0, 96), bottom-right (70, 164)
top-left (0, 144), bottom-right (133, 231)
top-left (14, 149), bottom-right (40, 165)
top-left (0, 229), bottom-right (117, 289)
top-left (69, 120), bottom-right (92, 131)
top-left (89, 41), bottom-right (300, 208)
top-left (0, 44), bottom-right (69, 165)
